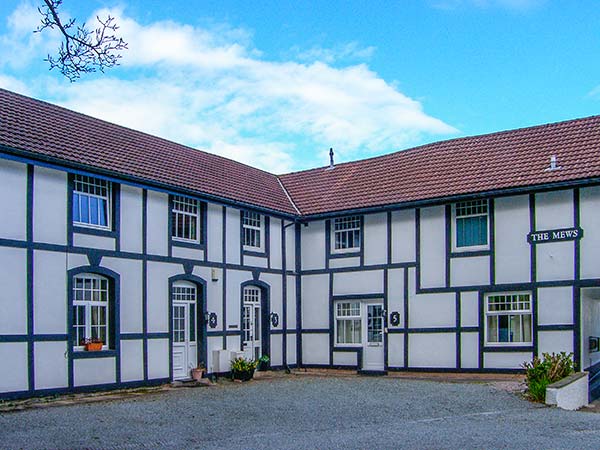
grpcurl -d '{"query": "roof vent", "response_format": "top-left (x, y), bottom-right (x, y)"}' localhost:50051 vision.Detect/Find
top-left (328, 148), bottom-right (334, 170)
top-left (545, 155), bottom-right (562, 172)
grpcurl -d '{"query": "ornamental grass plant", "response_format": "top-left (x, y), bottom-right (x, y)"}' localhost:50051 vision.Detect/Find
top-left (522, 352), bottom-right (574, 402)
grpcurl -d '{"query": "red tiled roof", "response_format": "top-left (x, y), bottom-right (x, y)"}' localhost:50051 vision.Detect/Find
top-left (279, 116), bottom-right (600, 215)
top-left (0, 88), bottom-right (297, 215)
top-left (1, 88), bottom-right (599, 218)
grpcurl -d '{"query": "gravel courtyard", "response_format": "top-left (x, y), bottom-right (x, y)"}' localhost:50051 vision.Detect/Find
top-left (1, 375), bottom-right (599, 449)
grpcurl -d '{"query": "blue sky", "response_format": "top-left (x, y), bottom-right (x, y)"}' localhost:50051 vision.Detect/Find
top-left (0, 0), bottom-right (599, 173)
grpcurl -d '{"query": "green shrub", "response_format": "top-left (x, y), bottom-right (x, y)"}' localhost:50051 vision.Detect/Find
top-left (522, 352), bottom-right (574, 402)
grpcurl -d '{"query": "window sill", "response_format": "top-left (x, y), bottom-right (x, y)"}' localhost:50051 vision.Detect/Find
top-left (449, 249), bottom-right (491, 258)
top-left (73, 225), bottom-right (117, 238)
top-left (333, 344), bottom-right (362, 349)
top-left (243, 248), bottom-right (267, 257)
top-left (483, 344), bottom-right (533, 352)
top-left (72, 349), bottom-right (117, 359)
top-left (330, 250), bottom-right (361, 259)
top-left (171, 238), bottom-right (206, 250)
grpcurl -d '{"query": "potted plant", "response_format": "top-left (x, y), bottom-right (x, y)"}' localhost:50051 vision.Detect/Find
top-left (81, 337), bottom-right (103, 351)
top-left (191, 363), bottom-right (206, 381)
top-left (230, 357), bottom-right (257, 381)
top-left (257, 354), bottom-right (270, 371)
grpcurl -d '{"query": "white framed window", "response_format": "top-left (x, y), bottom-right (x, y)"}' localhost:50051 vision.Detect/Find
top-left (485, 292), bottom-right (532, 346)
top-left (72, 175), bottom-right (112, 229)
top-left (242, 286), bottom-right (262, 360)
top-left (335, 301), bottom-right (362, 345)
top-left (332, 216), bottom-right (361, 253)
top-left (171, 195), bottom-right (202, 243)
top-left (172, 281), bottom-right (197, 343)
top-left (242, 211), bottom-right (263, 251)
top-left (454, 199), bottom-right (489, 250)
top-left (72, 274), bottom-right (110, 350)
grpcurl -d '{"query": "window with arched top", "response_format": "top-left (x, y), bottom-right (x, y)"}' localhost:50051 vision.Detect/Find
top-left (72, 273), bottom-right (112, 350)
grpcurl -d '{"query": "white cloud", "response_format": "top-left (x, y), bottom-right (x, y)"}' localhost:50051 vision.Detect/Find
top-left (292, 42), bottom-right (376, 64)
top-left (0, 4), bottom-right (457, 173)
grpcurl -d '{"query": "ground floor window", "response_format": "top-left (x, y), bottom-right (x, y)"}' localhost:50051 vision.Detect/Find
top-left (335, 301), bottom-right (362, 345)
top-left (72, 274), bottom-right (111, 350)
top-left (485, 292), bottom-right (532, 345)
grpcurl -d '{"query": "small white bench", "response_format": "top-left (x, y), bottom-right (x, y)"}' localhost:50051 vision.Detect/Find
top-left (545, 372), bottom-right (589, 411)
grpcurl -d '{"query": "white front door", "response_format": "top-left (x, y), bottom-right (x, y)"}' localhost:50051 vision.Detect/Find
top-left (362, 302), bottom-right (384, 371)
top-left (172, 282), bottom-right (198, 381)
top-left (242, 286), bottom-right (261, 361)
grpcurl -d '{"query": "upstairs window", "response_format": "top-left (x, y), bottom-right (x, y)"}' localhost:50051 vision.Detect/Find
top-left (73, 175), bottom-right (111, 229)
top-left (242, 211), bottom-right (263, 250)
top-left (333, 216), bottom-right (361, 252)
top-left (454, 199), bottom-right (488, 249)
top-left (485, 292), bottom-right (532, 345)
top-left (171, 196), bottom-right (203, 243)
top-left (72, 274), bottom-right (111, 350)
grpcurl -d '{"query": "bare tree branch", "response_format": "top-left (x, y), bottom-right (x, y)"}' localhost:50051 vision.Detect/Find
top-left (35, 0), bottom-right (128, 82)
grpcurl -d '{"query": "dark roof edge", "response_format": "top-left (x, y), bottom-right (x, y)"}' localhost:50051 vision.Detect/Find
top-left (0, 144), bottom-right (299, 220)
top-left (300, 177), bottom-right (600, 220)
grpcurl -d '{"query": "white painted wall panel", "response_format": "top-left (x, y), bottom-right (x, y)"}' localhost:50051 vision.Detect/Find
top-left (409, 292), bottom-right (455, 328)
top-left (34, 341), bottom-right (68, 389)
top-left (270, 335), bottom-right (283, 367)
top-left (243, 255), bottom-right (267, 268)
top-left (286, 334), bottom-right (297, 365)
top-left (535, 190), bottom-right (574, 230)
top-left (333, 351), bottom-right (357, 366)
top-left (66, 252), bottom-right (89, 269)
top-left (194, 266), bottom-right (223, 331)
top-left (302, 334), bottom-right (329, 364)
top-left (103, 257), bottom-right (143, 334)
top-left (121, 340), bottom-right (144, 382)
top-left (333, 270), bottom-right (383, 296)
top-left (147, 338), bottom-right (170, 379)
top-left (460, 332), bottom-right (479, 369)
top-left (580, 186), bottom-right (600, 279)
top-left (581, 290), bottom-right (600, 369)
top-left (460, 291), bottom-right (479, 328)
top-left (451, 256), bottom-right (489, 287)
top-left (329, 257), bottom-right (360, 269)
top-left (537, 286), bottom-right (573, 326)
top-left (74, 358), bottom-right (115, 386)
top-left (408, 333), bottom-right (455, 368)
top-left (270, 218), bottom-right (282, 270)
top-left (0, 247), bottom-right (27, 334)
top-left (483, 352), bottom-right (531, 369)
top-left (146, 262), bottom-right (180, 332)
top-left (536, 241), bottom-right (574, 282)
top-left (0, 159), bottom-right (26, 240)
top-left (387, 268), bottom-right (404, 328)
top-left (207, 336), bottom-right (222, 372)
top-left (72, 233), bottom-right (115, 250)
top-left (301, 274), bottom-right (329, 329)
top-left (364, 213), bottom-right (387, 266)
top-left (226, 335), bottom-right (241, 353)
top-left (494, 195), bottom-right (530, 284)
top-left (284, 221), bottom-right (296, 270)
top-left (286, 275), bottom-right (297, 329)
top-left (0, 343), bottom-right (28, 392)
top-left (301, 221), bottom-right (325, 270)
top-left (537, 331), bottom-right (573, 356)
top-left (207, 204), bottom-right (223, 263)
top-left (33, 167), bottom-right (67, 245)
top-left (387, 333), bottom-right (404, 367)
top-left (146, 191), bottom-right (168, 256)
top-left (119, 185), bottom-right (143, 254)
top-left (391, 209), bottom-right (415, 263)
top-left (225, 208), bottom-right (240, 264)
top-left (419, 206), bottom-right (446, 288)
top-left (172, 246), bottom-right (204, 261)
top-left (34, 250), bottom-right (67, 334)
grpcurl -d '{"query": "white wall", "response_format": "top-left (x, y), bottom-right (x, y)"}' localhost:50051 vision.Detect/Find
top-left (207, 204), bottom-right (223, 263)
top-left (391, 209), bottom-right (415, 263)
top-left (302, 221), bottom-right (325, 270)
top-left (364, 213), bottom-right (387, 265)
top-left (146, 191), bottom-right (168, 256)
top-left (419, 206), bottom-right (446, 288)
top-left (0, 159), bottom-right (27, 241)
top-left (33, 167), bottom-right (67, 245)
top-left (120, 185), bottom-right (143, 254)
top-left (494, 195), bottom-right (530, 284)
top-left (580, 186), bottom-right (600, 280)
top-left (0, 247), bottom-right (27, 334)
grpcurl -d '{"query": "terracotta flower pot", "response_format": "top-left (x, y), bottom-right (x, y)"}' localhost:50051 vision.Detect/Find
top-left (85, 342), bottom-right (103, 351)
top-left (191, 368), bottom-right (205, 381)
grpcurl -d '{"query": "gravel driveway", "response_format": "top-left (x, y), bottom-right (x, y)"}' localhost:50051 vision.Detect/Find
top-left (1, 375), bottom-right (599, 449)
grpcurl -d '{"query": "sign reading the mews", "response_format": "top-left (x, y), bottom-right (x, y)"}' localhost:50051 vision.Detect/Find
top-left (527, 227), bottom-right (583, 244)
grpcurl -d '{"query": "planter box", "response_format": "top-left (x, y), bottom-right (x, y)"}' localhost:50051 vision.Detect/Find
top-left (546, 371), bottom-right (589, 410)
top-left (84, 342), bottom-right (103, 351)
top-left (232, 369), bottom-right (255, 382)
